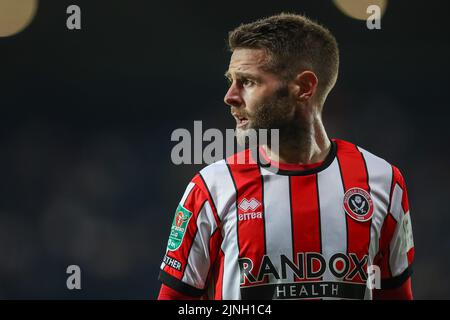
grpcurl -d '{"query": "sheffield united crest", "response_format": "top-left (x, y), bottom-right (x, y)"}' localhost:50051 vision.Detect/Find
top-left (343, 187), bottom-right (374, 222)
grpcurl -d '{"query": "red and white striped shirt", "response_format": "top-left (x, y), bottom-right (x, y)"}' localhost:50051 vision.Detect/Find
top-left (159, 139), bottom-right (414, 300)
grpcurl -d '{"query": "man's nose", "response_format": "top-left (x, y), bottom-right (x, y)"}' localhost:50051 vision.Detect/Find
top-left (224, 83), bottom-right (243, 108)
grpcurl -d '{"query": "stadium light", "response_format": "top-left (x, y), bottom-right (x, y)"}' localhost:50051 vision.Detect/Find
top-left (0, 0), bottom-right (38, 37)
top-left (333, 0), bottom-right (388, 20)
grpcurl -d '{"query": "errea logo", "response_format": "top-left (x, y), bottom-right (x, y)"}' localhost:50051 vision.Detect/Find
top-left (239, 198), bottom-right (261, 212)
top-left (238, 198), bottom-right (262, 221)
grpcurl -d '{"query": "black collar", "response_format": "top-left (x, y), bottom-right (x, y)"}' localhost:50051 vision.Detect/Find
top-left (254, 139), bottom-right (337, 176)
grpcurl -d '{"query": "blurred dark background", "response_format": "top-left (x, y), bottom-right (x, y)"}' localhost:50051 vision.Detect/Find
top-left (0, 0), bottom-right (449, 299)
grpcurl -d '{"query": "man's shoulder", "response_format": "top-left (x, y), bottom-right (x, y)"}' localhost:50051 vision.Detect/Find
top-left (198, 158), bottom-right (229, 178)
top-left (194, 149), bottom-right (257, 189)
top-left (334, 138), bottom-right (398, 177)
top-left (194, 156), bottom-right (234, 192)
top-left (199, 149), bottom-right (255, 175)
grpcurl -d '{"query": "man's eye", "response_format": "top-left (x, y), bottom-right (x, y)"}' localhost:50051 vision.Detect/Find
top-left (242, 79), bottom-right (255, 87)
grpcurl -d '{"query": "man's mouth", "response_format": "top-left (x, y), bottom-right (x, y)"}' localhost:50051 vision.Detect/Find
top-left (237, 118), bottom-right (249, 128)
top-left (233, 114), bottom-right (249, 128)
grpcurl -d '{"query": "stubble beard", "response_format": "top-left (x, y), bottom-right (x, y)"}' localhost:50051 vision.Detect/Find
top-left (236, 85), bottom-right (310, 150)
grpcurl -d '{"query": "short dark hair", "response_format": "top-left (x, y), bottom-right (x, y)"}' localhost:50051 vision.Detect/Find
top-left (228, 13), bottom-right (339, 105)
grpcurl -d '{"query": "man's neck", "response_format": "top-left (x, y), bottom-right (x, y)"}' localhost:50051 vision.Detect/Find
top-left (262, 117), bottom-right (331, 165)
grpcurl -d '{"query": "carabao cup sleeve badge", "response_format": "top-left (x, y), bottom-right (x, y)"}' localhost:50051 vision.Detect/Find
top-left (167, 203), bottom-right (193, 251)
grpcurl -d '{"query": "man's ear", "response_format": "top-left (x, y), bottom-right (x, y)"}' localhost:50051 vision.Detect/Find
top-left (290, 71), bottom-right (319, 102)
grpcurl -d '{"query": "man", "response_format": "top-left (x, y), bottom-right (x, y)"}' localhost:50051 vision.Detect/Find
top-left (158, 13), bottom-right (414, 300)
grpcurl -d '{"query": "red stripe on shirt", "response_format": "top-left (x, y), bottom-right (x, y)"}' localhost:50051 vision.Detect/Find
top-left (392, 166), bottom-right (410, 213)
top-left (373, 212), bottom-right (397, 279)
top-left (193, 174), bottom-right (222, 230)
top-left (290, 174), bottom-right (322, 281)
top-left (193, 174), bottom-right (224, 299)
top-left (227, 149), bottom-right (266, 286)
top-left (212, 249), bottom-right (225, 300)
top-left (163, 184), bottom-right (207, 279)
top-left (335, 140), bottom-right (371, 283)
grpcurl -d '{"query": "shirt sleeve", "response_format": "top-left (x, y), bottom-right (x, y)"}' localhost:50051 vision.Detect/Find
top-left (158, 174), bottom-right (222, 297)
top-left (375, 165), bottom-right (415, 290)
top-left (157, 284), bottom-right (201, 300)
